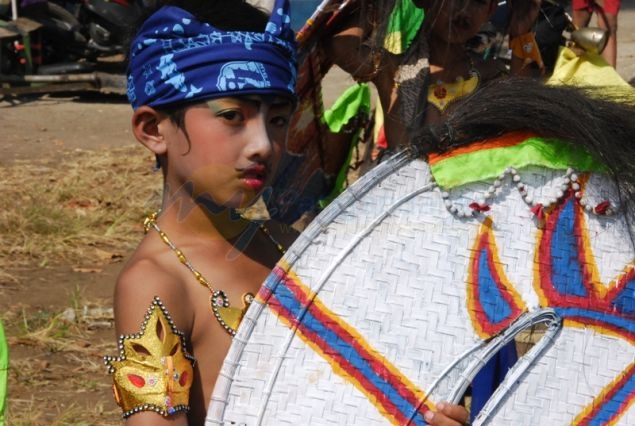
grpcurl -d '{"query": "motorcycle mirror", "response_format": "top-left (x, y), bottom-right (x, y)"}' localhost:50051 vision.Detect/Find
top-left (570, 27), bottom-right (608, 55)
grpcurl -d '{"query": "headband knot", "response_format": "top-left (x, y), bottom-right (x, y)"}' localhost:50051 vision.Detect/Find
top-left (127, 0), bottom-right (297, 110)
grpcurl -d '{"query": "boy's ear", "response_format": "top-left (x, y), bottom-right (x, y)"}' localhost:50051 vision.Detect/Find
top-left (131, 106), bottom-right (167, 155)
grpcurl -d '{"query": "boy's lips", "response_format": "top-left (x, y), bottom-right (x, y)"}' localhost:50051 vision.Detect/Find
top-left (240, 164), bottom-right (269, 191)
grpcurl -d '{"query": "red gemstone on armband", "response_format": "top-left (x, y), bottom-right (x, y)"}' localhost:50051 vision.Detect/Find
top-left (127, 373), bottom-right (146, 388)
top-left (179, 371), bottom-right (189, 386)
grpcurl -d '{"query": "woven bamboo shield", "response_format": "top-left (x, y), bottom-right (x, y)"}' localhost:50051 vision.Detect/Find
top-left (206, 146), bottom-right (635, 425)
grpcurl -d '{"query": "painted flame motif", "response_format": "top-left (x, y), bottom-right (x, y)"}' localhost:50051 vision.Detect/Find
top-left (467, 217), bottom-right (527, 339)
top-left (536, 191), bottom-right (634, 425)
top-left (469, 189), bottom-right (634, 424)
top-left (534, 192), bottom-right (634, 343)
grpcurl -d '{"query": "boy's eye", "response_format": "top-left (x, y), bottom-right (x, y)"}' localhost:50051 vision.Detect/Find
top-left (270, 115), bottom-right (290, 127)
top-left (217, 110), bottom-right (243, 122)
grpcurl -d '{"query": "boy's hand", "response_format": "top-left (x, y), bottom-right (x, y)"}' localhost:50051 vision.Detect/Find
top-left (423, 402), bottom-right (470, 425)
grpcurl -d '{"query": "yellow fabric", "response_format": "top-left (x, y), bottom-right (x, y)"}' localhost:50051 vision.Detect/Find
top-left (547, 46), bottom-right (634, 93)
top-left (427, 72), bottom-right (480, 112)
top-left (106, 298), bottom-right (194, 418)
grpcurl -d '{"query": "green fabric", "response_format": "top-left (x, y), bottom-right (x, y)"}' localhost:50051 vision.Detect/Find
top-left (323, 83), bottom-right (371, 133)
top-left (22, 33), bottom-right (34, 74)
top-left (384, 0), bottom-right (425, 54)
top-left (431, 137), bottom-right (607, 189)
top-left (320, 83), bottom-right (371, 208)
top-left (0, 319), bottom-right (7, 425)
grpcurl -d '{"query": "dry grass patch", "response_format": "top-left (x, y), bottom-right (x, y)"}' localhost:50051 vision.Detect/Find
top-left (0, 146), bottom-right (161, 271)
top-left (5, 302), bottom-right (122, 425)
top-left (0, 146), bottom-right (160, 424)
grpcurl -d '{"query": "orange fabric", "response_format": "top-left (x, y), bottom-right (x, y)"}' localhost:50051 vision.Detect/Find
top-left (427, 131), bottom-right (536, 165)
top-left (509, 32), bottom-right (545, 70)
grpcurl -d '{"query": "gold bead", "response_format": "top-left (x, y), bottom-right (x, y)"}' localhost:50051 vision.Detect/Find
top-left (175, 250), bottom-right (186, 264)
top-left (144, 212), bottom-right (286, 338)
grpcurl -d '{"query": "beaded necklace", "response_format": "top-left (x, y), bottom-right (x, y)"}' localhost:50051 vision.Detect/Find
top-left (435, 167), bottom-right (618, 222)
top-left (143, 212), bottom-right (286, 337)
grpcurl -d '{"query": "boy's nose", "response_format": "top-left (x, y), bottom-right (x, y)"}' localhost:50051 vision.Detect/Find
top-left (245, 117), bottom-right (273, 160)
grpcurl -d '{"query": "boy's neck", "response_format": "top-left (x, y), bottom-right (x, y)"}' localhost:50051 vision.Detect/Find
top-left (429, 41), bottom-right (472, 81)
top-left (158, 196), bottom-right (252, 242)
top-left (428, 35), bottom-right (469, 68)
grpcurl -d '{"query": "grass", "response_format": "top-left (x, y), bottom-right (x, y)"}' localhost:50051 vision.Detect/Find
top-left (0, 146), bottom-right (162, 425)
top-left (0, 146), bottom-right (162, 272)
top-left (3, 293), bottom-right (123, 425)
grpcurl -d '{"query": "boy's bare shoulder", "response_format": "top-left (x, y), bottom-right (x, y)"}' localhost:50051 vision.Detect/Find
top-left (114, 240), bottom-right (190, 334)
top-left (117, 240), bottom-right (182, 292)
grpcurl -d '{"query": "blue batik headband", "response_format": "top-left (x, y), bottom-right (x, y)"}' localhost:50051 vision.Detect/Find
top-left (127, 0), bottom-right (297, 110)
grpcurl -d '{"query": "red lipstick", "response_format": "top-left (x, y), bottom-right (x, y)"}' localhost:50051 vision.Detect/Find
top-left (241, 164), bottom-right (268, 192)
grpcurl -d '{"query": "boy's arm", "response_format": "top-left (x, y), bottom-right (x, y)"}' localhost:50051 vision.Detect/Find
top-left (108, 261), bottom-right (192, 425)
top-left (323, 10), bottom-right (379, 82)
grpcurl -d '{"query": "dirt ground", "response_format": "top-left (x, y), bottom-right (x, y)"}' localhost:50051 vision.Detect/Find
top-left (1, 91), bottom-right (143, 424)
top-left (1, 7), bottom-right (634, 425)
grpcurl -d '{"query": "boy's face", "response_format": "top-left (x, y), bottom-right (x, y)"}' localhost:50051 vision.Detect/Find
top-left (430, 0), bottom-right (497, 45)
top-left (163, 95), bottom-right (294, 210)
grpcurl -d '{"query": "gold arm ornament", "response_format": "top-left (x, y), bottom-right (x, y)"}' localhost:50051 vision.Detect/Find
top-left (104, 297), bottom-right (195, 418)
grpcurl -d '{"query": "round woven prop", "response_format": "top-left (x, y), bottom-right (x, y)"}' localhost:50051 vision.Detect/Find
top-left (207, 148), bottom-right (635, 425)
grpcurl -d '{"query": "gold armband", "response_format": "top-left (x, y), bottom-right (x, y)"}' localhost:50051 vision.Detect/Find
top-left (509, 32), bottom-right (544, 70)
top-left (104, 297), bottom-right (195, 418)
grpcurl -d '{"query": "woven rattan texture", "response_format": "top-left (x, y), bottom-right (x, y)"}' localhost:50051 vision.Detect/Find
top-left (207, 152), bottom-right (634, 425)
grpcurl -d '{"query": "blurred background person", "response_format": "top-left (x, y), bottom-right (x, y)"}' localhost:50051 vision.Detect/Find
top-left (572, 0), bottom-right (621, 67)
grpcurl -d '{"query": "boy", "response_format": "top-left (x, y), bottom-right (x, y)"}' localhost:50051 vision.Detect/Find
top-left (104, 0), bottom-right (298, 423)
